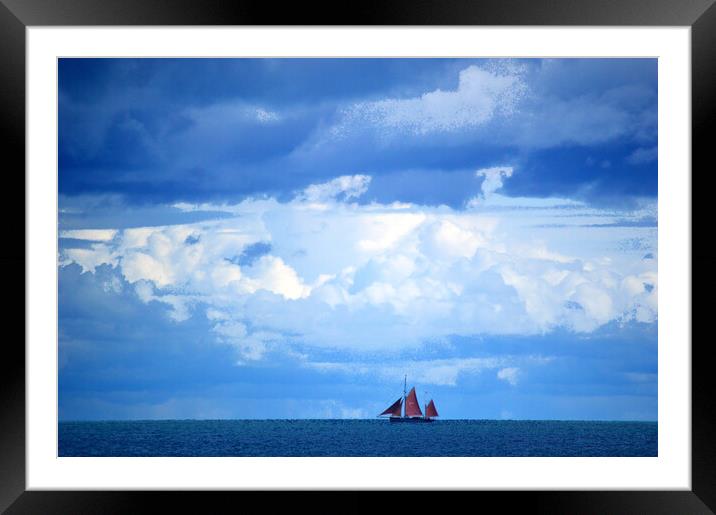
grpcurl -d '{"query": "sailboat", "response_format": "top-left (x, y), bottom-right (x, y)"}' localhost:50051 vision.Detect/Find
top-left (378, 375), bottom-right (439, 423)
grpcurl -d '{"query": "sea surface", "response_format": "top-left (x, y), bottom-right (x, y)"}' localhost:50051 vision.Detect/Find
top-left (58, 419), bottom-right (657, 457)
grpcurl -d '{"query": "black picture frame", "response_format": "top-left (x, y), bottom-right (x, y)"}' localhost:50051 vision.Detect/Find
top-left (2, 0), bottom-right (713, 512)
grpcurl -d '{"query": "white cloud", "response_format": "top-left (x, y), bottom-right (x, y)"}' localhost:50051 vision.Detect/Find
top-left (122, 252), bottom-right (174, 288)
top-left (60, 229), bottom-right (117, 241)
top-left (246, 255), bottom-right (312, 300)
top-left (254, 108), bottom-right (281, 124)
top-left (134, 280), bottom-right (154, 303)
top-left (497, 367), bottom-right (520, 386)
top-left (101, 275), bottom-right (123, 294)
top-left (298, 174), bottom-right (371, 203)
top-left (476, 166), bottom-right (514, 198)
top-left (184, 102), bottom-right (282, 128)
top-left (61, 245), bottom-right (118, 273)
top-left (133, 280), bottom-right (192, 322)
top-left (299, 400), bottom-right (368, 419)
top-left (60, 172), bottom-right (657, 360)
top-left (334, 65), bottom-right (526, 136)
top-left (419, 219), bottom-right (488, 261)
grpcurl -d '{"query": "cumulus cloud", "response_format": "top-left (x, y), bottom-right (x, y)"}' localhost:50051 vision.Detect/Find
top-left (61, 245), bottom-right (119, 273)
top-left (60, 173), bottom-right (657, 362)
top-left (476, 166), bottom-right (514, 198)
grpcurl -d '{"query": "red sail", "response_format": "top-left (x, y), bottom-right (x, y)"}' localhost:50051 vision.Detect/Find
top-left (425, 399), bottom-right (439, 418)
top-left (380, 397), bottom-right (403, 416)
top-left (405, 387), bottom-right (423, 417)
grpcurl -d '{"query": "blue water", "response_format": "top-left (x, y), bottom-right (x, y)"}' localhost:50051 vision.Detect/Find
top-left (58, 419), bottom-right (657, 457)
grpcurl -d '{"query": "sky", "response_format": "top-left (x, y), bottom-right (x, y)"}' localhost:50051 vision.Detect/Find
top-left (58, 58), bottom-right (658, 421)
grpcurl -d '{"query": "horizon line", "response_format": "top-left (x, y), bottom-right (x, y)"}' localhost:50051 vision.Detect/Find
top-left (58, 417), bottom-right (658, 423)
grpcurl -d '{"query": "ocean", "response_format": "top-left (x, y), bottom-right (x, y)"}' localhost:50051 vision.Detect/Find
top-left (58, 419), bottom-right (657, 457)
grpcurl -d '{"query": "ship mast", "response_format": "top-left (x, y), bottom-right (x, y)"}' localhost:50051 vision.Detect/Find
top-left (403, 375), bottom-right (407, 418)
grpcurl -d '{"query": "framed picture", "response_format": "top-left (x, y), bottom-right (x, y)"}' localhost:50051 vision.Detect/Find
top-left (4, 0), bottom-right (713, 512)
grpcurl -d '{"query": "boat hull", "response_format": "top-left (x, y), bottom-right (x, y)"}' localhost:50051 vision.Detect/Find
top-left (389, 417), bottom-right (434, 423)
